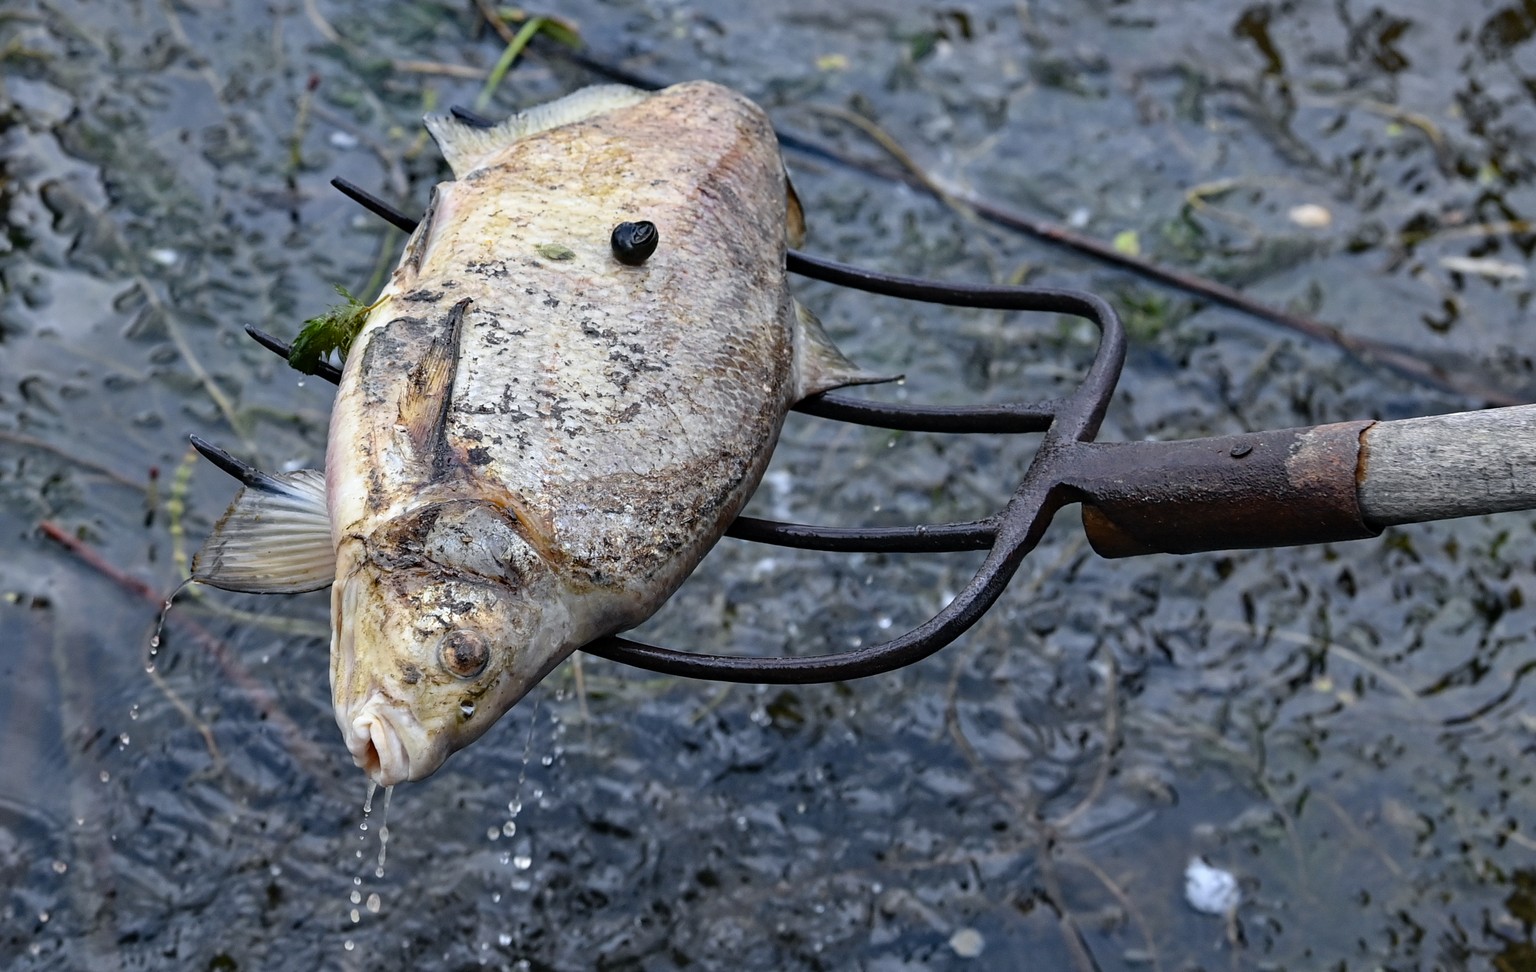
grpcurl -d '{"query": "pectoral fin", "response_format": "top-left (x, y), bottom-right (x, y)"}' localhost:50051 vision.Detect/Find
top-left (792, 299), bottom-right (900, 400)
top-left (190, 438), bottom-right (335, 594)
top-left (396, 298), bottom-right (469, 473)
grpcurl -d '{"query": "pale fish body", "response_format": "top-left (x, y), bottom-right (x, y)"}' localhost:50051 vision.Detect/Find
top-left (192, 81), bottom-right (878, 784)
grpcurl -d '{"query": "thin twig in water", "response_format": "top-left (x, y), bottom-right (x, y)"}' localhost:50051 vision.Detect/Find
top-left (136, 272), bottom-right (252, 448)
top-left (166, 444), bottom-right (199, 582)
top-left (0, 429), bottom-right (146, 491)
top-left (1051, 652), bottom-right (1120, 834)
top-left (37, 521), bottom-right (332, 780)
top-left (392, 59), bottom-right (489, 80)
top-left (473, 0), bottom-right (519, 44)
top-left (302, 0), bottom-right (341, 44)
top-left (1212, 620), bottom-right (1420, 702)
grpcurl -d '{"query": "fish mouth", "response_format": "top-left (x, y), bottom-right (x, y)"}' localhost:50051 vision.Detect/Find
top-left (345, 698), bottom-right (422, 786)
top-left (332, 572), bottom-right (446, 785)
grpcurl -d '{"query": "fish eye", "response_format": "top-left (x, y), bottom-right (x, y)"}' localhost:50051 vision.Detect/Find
top-left (439, 631), bottom-right (489, 679)
top-left (610, 220), bottom-right (659, 265)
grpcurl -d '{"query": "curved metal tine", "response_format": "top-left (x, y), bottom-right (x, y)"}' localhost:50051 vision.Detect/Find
top-left (187, 434), bottom-right (290, 494)
top-left (726, 515), bottom-right (995, 552)
top-left (449, 105), bottom-right (496, 128)
top-left (331, 178), bottom-right (419, 234)
top-left (245, 325), bottom-right (342, 385)
top-left (588, 267), bottom-right (1124, 683)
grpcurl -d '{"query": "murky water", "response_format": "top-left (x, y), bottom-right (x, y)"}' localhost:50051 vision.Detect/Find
top-left (4, 0), bottom-right (1535, 968)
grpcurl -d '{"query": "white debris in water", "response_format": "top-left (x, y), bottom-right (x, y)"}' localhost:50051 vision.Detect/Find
top-left (148, 248), bottom-right (179, 266)
top-left (329, 130), bottom-right (359, 149)
top-left (1287, 203), bottom-right (1332, 228)
top-left (1067, 206), bottom-right (1092, 228)
top-left (949, 927), bottom-right (985, 958)
top-left (1440, 255), bottom-right (1527, 280)
top-left (1184, 857), bottom-right (1240, 916)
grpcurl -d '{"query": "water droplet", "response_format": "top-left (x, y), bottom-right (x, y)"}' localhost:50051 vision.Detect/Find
top-left (38, 911), bottom-right (49, 923)
top-left (507, 799), bottom-right (521, 815)
top-left (350, 908), bottom-right (361, 923)
top-left (539, 754), bottom-right (554, 766)
top-left (118, 733), bottom-right (130, 747)
top-left (128, 704), bottom-right (140, 721)
top-left (366, 893), bottom-right (381, 914)
top-left (502, 821), bottom-right (516, 837)
top-left (512, 855), bottom-right (532, 871)
top-left (50, 860), bottom-right (67, 874)
top-left (350, 890), bottom-right (362, 904)
top-left (487, 827), bottom-right (500, 841)
top-left (498, 933), bottom-right (513, 947)
top-left (344, 940), bottom-right (355, 952)
top-left (98, 771), bottom-right (110, 783)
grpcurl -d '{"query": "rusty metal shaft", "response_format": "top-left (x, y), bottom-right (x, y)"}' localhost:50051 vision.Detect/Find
top-left (1073, 421), bottom-right (1379, 558)
top-left (1074, 404), bottom-right (1536, 558)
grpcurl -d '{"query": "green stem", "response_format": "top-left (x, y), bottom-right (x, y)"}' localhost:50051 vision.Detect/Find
top-left (474, 16), bottom-right (548, 113)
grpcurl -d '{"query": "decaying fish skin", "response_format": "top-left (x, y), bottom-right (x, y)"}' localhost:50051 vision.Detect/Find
top-left (192, 80), bottom-right (881, 785)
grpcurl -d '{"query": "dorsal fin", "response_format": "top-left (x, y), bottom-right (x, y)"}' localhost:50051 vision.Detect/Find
top-left (424, 85), bottom-right (651, 178)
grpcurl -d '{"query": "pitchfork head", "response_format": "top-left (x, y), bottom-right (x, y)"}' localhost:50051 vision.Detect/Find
top-left (229, 171), bottom-right (1127, 686)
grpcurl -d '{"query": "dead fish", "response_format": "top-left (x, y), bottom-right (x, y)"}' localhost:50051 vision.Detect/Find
top-left (191, 81), bottom-right (884, 785)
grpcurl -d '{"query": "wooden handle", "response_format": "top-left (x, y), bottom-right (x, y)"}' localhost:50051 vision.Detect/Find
top-left (1358, 404), bottom-right (1536, 527)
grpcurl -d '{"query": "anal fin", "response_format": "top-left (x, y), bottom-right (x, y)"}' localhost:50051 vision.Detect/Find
top-left (792, 299), bottom-right (901, 400)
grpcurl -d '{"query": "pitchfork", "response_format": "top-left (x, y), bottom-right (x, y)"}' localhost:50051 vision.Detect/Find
top-left (221, 150), bottom-right (1536, 688)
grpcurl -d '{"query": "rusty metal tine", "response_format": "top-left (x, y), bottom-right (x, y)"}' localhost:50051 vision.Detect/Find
top-left (245, 325), bottom-right (343, 384)
top-left (330, 178), bottom-right (418, 234)
top-left (796, 394), bottom-right (1055, 433)
top-left (585, 266), bottom-right (1127, 683)
top-left (187, 435), bottom-right (289, 493)
top-left (449, 105), bottom-right (496, 128)
top-left (726, 515), bottom-right (996, 552)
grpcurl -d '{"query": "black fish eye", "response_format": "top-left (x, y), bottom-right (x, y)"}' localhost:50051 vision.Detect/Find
top-left (439, 631), bottom-right (489, 679)
top-left (611, 220), bottom-right (659, 265)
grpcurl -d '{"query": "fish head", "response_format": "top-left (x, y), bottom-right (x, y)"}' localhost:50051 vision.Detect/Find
top-left (330, 500), bottom-right (571, 785)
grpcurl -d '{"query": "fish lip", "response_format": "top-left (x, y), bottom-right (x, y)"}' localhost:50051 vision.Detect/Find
top-left (345, 695), bottom-right (433, 786)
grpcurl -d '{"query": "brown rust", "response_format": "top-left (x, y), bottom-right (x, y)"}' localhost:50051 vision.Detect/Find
top-left (1072, 420), bottom-right (1380, 558)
